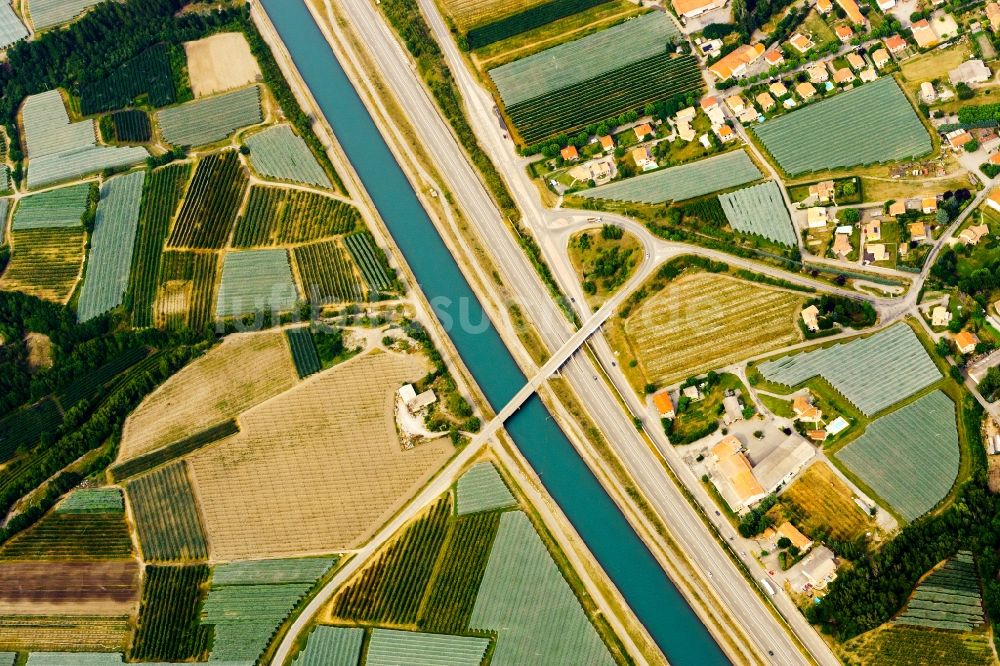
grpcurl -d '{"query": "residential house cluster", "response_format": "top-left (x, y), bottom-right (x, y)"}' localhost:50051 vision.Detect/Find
top-left (701, 96), bottom-right (736, 143)
top-left (790, 391), bottom-right (849, 442)
top-left (709, 42), bottom-right (765, 80)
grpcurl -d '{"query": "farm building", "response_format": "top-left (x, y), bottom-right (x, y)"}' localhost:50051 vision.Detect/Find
top-left (835, 25), bottom-right (854, 42)
top-left (673, 0), bottom-right (727, 19)
top-left (949, 59), bottom-right (992, 86)
top-left (653, 391), bottom-right (675, 418)
top-left (988, 1), bottom-right (1000, 32)
top-left (722, 395), bottom-right (744, 425)
top-left (753, 434), bottom-right (815, 492)
top-left (789, 33), bottom-right (814, 54)
top-left (764, 49), bottom-right (784, 66)
top-left (709, 43), bottom-right (765, 80)
top-left (959, 224), bottom-right (989, 245)
top-left (710, 435), bottom-right (767, 510)
top-left (911, 19), bottom-right (939, 48)
top-left (885, 34), bottom-right (907, 53)
top-left (836, 0), bottom-right (865, 24)
top-left (872, 48), bottom-right (891, 69)
top-left (847, 53), bottom-right (865, 71)
top-left (801, 304), bottom-right (820, 331)
top-left (955, 330), bottom-right (980, 354)
top-left (808, 63), bottom-right (829, 83)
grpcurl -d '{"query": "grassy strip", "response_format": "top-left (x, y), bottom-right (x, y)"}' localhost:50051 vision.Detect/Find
top-left (377, 0), bottom-right (578, 325)
top-left (109, 419), bottom-right (239, 482)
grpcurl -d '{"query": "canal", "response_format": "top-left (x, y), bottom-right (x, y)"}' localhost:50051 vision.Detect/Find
top-left (259, 1), bottom-right (728, 663)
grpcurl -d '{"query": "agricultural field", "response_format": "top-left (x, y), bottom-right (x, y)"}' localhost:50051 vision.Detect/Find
top-left (841, 624), bottom-right (994, 666)
top-left (293, 626), bottom-right (364, 666)
top-left (188, 350), bottom-right (452, 559)
top-left (215, 249), bottom-right (298, 317)
top-left (0, 616), bottom-right (130, 652)
top-left (184, 32), bottom-right (261, 98)
top-left (201, 557), bottom-right (336, 664)
top-left (719, 181), bottom-right (796, 247)
top-left (245, 124), bottom-right (333, 188)
top-left (471, 511), bottom-right (615, 665)
top-left (293, 240), bottom-right (365, 305)
top-left (286, 327), bottom-right (322, 378)
top-left (0, 228), bottom-right (86, 302)
top-left (111, 109), bottom-right (151, 143)
top-left (127, 163), bottom-right (191, 327)
top-left (0, 561), bottom-right (139, 616)
top-left (835, 391), bottom-right (958, 522)
top-left (26, 0), bottom-right (102, 30)
top-left (344, 231), bottom-right (395, 292)
top-left (166, 150), bottom-right (247, 249)
top-left (578, 151), bottom-right (762, 204)
top-left (110, 420), bottom-right (238, 482)
top-left (78, 43), bottom-right (175, 114)
top-left (77, 171), bottom-right (145, 322)
top-left (779, 462), bottom-right (875, 541)
top-left (758, 324), bottom-right (942, 416)
top-left (156, 84), bottom-right (263, 146)
top-left (464, 0), bottom-right (614, 49)
top-left (233, 186), bottom-right (358, 247)
top-left (0, 398), bottom-right (62, 461)
top-left (0, 492), bottom-right (132, 560)
top-left (56, 345), bottom-right (151, 409)
top-left (119, 330), bottom-right (296, 459)
top-left (12, 184), bottom-right (89, 229)
top-left (128, 564), bottom-right (212, 662)
top-left (125, 461), bottom-right (209, 561)
top-left (366, 629), bottom-right (490, 666)
top-left (894, 552), bottom-right (984, 631)
top-left (153, 250), bottom-right (219, 330)
top-left (0, 2), bottom-right (27, 49)
top-left (443, 0), bottom-right (550, 31)
top-left (622, 272), bottom-right (804, 387)
top-left (752, 78), bottom-right (932, 176)
top-left (55, 488), bottom-right (123, 513)
top-left (20, 89), bottom-right (147, 188)
top-left (456, 461), bottom-right (516, 515)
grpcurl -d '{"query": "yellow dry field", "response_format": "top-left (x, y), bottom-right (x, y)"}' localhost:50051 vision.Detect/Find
top-left (184, 32), bottom-right (261, 98)
top-left (781, 462), bottom-right (874, 541)
top-left (0, 615), bottom-right (129, 651)
top-left (188, 350), bottom-right (453, 560)
top-left (442, 0), bottom-right (549, 30)
top-left (119, 331), bottom-right (297, 461)
top-left (623, 272), bottom-right (804, 386)
top-left (0, 228), bottom-right (86, 303)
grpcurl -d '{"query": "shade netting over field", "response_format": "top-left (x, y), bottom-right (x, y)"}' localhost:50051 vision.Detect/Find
top-left (456, 462), bottom-right (516, 515)
top-left (21, 90), bottom-right (147, 188)
top-left (215, 249), bottom-right (298, 317)
top-left (0, 2), bottom-right (27, 50)
top-left (752, 77), bottom-right (932, 175)
top-left (579, 150), bottom-right (761, 204)
top-left (246, 124), bottom-right (332, 188)
top-left (0, 166), bottom-right (9, 193)
top-left (293, 625), bottom-right (364, 666)
top-left (26, 0), bottom-right (103, 30)
top-left (719, 180), bottom-right (796, 246)
top-left (12, 183), bottom-right (90, 229)
top-left (25, 654), bottom-right (120, 666)
top-left (836, 390), bottom-right (958, 522)
top-left (56, 488), bottom-right (124, 514)
top-left (366, 629), bottom-right (490, 666)
top-left (157, 85), bottom-right (262, 147)
top-left (470, 511), bottom-right (614, 666)
top-left (77, 171), bottom-right (145, 322)
top-left (894, 551), bottom-right (984, 631)
top-left (758, 324), bottom-right (941, 415)
top-left (488, 12), bottom-right (678, 106)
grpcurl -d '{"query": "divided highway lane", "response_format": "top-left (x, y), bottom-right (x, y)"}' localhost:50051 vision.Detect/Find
top-left (336, 0), bottom-right (835, 662)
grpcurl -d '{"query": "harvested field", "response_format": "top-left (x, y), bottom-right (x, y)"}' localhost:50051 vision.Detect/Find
top-left (0, 561), bottom-right (139, 616)
top-left (188, 350), bottom-right (452, 559)
top-left (0, 615), bottom-right (129, 651)
top-left (780, 462), bottom-right (874, 541)
top-left (623, 272), bottom-right (803, 387)
top-left (125, 461), bottom-right (208, 561)
top-left (184, 32), bottom-right (261, 98)
top-left (0, 228), bottom-right (86, 302)
top-left (25, 332), bottom-right (53, 372)
top-left (119, 331), bottom-right (296, 460)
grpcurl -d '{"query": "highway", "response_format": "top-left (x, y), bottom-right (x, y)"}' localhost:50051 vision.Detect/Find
top-left (322, 0), bottom-right (841, 663)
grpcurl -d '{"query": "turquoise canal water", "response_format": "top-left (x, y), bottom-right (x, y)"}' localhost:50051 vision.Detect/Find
top-left (260, 2), bottom-right (728, 663)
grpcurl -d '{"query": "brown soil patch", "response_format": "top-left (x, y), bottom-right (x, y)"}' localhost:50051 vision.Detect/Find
top-left (184, 32), bottom-right (261, 98)
top-left (988, 456), bottom-right (1000, 493)
top-left (0, 561), bottom-right (139, 615)
top-left (24, 332), bottom-right (53, 373)
top-left (188, 350), bottom-right (452, 559)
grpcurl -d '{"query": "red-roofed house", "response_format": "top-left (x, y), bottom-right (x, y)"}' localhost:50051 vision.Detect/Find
top-left (835, 25), bottom-right (854, 41)
top-left (764, 48), bottom-right (784, 67)
top-left (561, 145), bottom-right (578, 161)
top-left (885, 34), bottom-right (907, 53)
top-left (955, 330), bottom-right (980, 354)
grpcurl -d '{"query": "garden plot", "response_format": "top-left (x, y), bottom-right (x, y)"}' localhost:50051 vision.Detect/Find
top-left (21, 90), bottom-right (147, 188)
top-left (470, 511), bottom-right (614, 666)
top-left (894, 552), bottom-right (984, 631)
top-left (0, 2), bottom-right (26, 51)
top-left (752, 77), bottom-right (932, 176)
top-left (719, 180), bottom-right (796, 246)
top-left (456, 461), bottom-right (516, 515)
top-left (624, 272), bottom-right (803, 386)
top-left (246, 124), bottom-right (331, 188)
top-left (0, 227), bottom-right (86, 302)
top-left (758, 324), bottom-right (941, 415)
top-left (488, 11), bottom-right (677, 106)
top-left (26, 0), bottom-right (102, 29)
top-left (188, 350), bottom-right (452, 559)
top-left (77, 171), bottom-right (145, 322)
top-left (119, 330), bottom-right (297, 460)
top-left (836, 390), bottom-right (958, 521)
top-left (215, 249), bottom-right (298, 318)
top-left (156, 85), bottom-right (262, 146)
top-left (12, 183), bottom-right (89, 230)
top-left (366, 629), bottom-right (490, 666)
top-left (183, 32), bottom-right (261, 98)
top-left (293, 626), bottom-right (364, 666)
top-left (579, 151), bottom-right (761, 204)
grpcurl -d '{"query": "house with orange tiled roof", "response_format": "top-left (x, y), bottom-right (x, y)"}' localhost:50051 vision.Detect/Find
top-left (599, 135), bottom-right (614, 152)
top-left (922, 196), bottom-right (938, 214)
top-left (888, 200), bottom-right (907, 216)
top-left (792, 393), bottom-right (823, 423)
top-left (910, 221), bottom-right (928, 242)
top-left (872, 48), bottom-right (891, 69)
top-left (756, 91), bottom-right (776, 112)
top-left (764, 48), bottom-right (784, 67)
top-left (560, 145), bottom-right (578, 161)
top-left (835, 25), bottom-right (854, 41)
top-left (653, 390), bottom-right (675, 418)
top-left (959, 224), bottom-right (990, 245)
top-left (817, 0), bottom-right (833, 12)
top-left (716, 124), bottom-right (736, 142)
top-left (846, 53), bottom-right (865, 71)
top-left (987, 187), bottom-right (1000, 213)
top-left (837, 0), bottom-right (865, 25)
top-left (955, 330), bottom-right (980, 354)
top-left (912, 19), bottom-right (939, 48)
top-left (833, 67), bottom-right (855, 85)
top-left (885, 34), bottom-right (907, 53)
top-left (770, 81), bottom-right (788, 98)
top-left (832, 231), bottom-right (853, 257)
top-left (808, 63), bottom-right (829, 83)
top-left (709, 43), bottom-right (766, 80)
top-left (777, 522), bottom-right (814, 552)
top-left (789, 32), bottom-right (814, 54)
top-left (796, 81), bottom-right (817, 100)
top-left (988, 2), bottom-right (1000, 32)
top-left (634, 122), bottom-right (654, 141)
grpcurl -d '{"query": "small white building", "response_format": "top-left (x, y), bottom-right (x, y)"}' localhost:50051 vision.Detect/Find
top-left (920, 81), bottom-right (937, 103)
